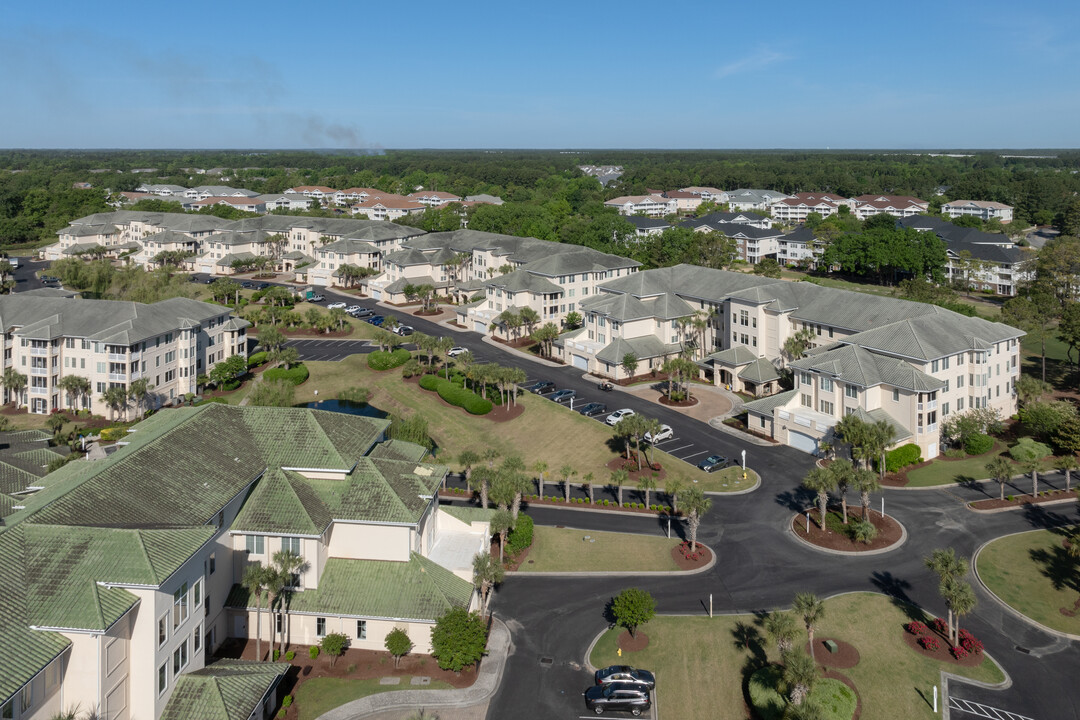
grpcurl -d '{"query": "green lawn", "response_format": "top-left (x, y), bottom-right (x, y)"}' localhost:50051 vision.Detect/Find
top-left (977, 529), bottom-right (1080, 636)
top-left (517, 526), bottom-right (681, 572)
top-left (903, 443), bottom-right (1059, 488)
top-left (589, 593), bottom-right (1003, 720)
top-left (1022, 332), bottom-right (1072, 364)
top-left (295, 355), bottom-right (758, 492)
top-left (294, 676), bottom-right (452, 720)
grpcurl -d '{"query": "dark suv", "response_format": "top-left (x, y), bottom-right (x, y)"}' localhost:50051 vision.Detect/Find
top-left (583, 682), bottom-right (651, 716)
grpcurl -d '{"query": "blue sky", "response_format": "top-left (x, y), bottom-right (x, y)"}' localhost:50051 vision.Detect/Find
top-left (3, 1), bottom-right (1078, 149)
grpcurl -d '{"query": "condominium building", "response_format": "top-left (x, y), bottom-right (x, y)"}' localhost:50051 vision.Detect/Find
top-left (851, 194), bottom-right (929, 220)
top-left (942, 200), bottom-right (1014, 223)
top-left (899, 216), bottom-right (1031, 296)
top-left (0, 293), bottom-right (248, 415)
top-left (769, 192), bottom-right (853, 223)
top-left (603, 195), bottom-right (677, 217)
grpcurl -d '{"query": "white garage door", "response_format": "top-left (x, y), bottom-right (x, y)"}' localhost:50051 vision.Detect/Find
top-left (788, 431), bottom-right (819, 455)
top-left (371, 290), bottom-right (382, 300)
top-left (474, 321), bottom-right (487, 333)
top-left (572, 354), bottom-right (589, 370)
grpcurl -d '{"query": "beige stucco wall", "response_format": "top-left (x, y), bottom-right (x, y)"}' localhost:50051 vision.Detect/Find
top-left (233, 610), bottom-right (436, 655)
top-left (326, 523), bottom-right (412, 562)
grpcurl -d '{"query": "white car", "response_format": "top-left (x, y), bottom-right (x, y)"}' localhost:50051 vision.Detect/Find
top-left (644, 424), bottom-right (674, 443)
top-left (605, 408), bottom-right (636, 426)
top-left (345, 305), bottom-right (363, 313)
top-left (447, 346), bottom-right (468, 357)
top-left (326, 302), bottom-right (347, 310)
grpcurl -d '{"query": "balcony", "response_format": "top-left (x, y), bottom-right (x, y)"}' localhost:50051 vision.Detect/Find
top-left (108, 353), bottom-right (127, 362)
top-left (29, 387), bottom-right (47, 396)
top-left (30, 367), bottom-right (48, 376)
top-left (108, 373), bottom-right (128, 382)
top-left (917, 400), bottom-right (938, 411)
top-left (30, 347), bottom-right (49, 357)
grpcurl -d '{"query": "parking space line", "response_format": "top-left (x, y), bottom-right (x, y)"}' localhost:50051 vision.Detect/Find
top-left (948, 698), bottom-right (1034, 720)
top-left (665, 444), bottom-right (693, 454)
top-left (653, 438), bottom-right (679, 446)
top-left (679, 450), bottom-right (708, 461)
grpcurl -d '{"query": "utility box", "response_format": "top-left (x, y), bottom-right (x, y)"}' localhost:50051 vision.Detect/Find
top-left (824, 640), bottom-right (839, 654)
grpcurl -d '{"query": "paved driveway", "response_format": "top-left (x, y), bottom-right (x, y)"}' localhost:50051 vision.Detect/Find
top-left (284, 338), bottom-right (373, 361)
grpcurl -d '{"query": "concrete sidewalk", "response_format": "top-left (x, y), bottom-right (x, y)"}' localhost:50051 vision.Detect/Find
top-left (315, 619), bottom-right (511, 720)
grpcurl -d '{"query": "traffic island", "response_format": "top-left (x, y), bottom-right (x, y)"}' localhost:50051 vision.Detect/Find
top-left (790, 508), bottom-right (905, 554)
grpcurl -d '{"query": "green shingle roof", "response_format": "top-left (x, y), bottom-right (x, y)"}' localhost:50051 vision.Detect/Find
top-left (369, 439), bottom-right (429, 463)
top-left (439, 505), bottom-right (496, 525)
top-left (160, 660), bottom-right (289, 720)
top-left (231, 468), bottom-right (332, 536)
top-left (227, 554), bottom-right (472, 623)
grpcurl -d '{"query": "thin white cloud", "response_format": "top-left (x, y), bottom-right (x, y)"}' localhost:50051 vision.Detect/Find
top-left (715, 48), bottom-right (788, 79)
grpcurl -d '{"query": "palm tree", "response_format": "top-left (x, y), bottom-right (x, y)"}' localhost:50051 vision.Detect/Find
top-left (924, 547), bottom-right (969, 646)
top-left (2, 368), bottom-right (27, 408)
top-left (1058, 455), bottom-right (1078, 493)
top-left (681, 486), bottom-right (711, 552)
top-left (472, 551), bottom-right (504, 619)
top-left (582, 472), bottom-right (595, 504)
top-left (559, 464), bottom-right (575, 502)
top-left (802, 467), bottom-right (836, 529)
top-left (637, 474), bottom-right (657, 508)
top-left (665, 478), bottom-right (685, 514)
top-left (832, 414), bottom-right (867, 466)
top-left (613, 417), bottom-right (635, 461)
top-left (519, 306), bottom-right (540, 336)
top-left (458, 449), bottom-right (480, 492)
top-left (782, 649), bottom-right (818, 706)
top-left (499, 454), bottom-right (529, 518)
top-left (127, 378), bottom-right (153, 419)
top-left (490, 509), bottom-right (514, 563)
top-left (866, 420), bottom-right (895, 479)
top-left (58, 374), bottom-right (90, 411)
top-left (610, 469), bottom-right (629, 506)
top-left (829, 458), bottom-right (855, 524)
top-left (944, 579), bottom-right (977, 647)
top-left (851, 467), bottom-right (880, 522)
top-left (792, 593), bottom-right (825, 664)
top-left (101, 386), bottom-right (130, 421)
top-left (764, 610), bottom-right (800, 656)
top-left (986, 456), bottom-right (1014, 501)
top-left (437, 336), bottom-right (455, 378)
top-left (533, 460), bottom-right (548, 499)
top-left (1023, 457), bottom-right (1041, 498)
top-left (242, 562), bottom-right (270, 661)
top-left (470, 467), bottom-right (495, 510)
top-left (271, 550), bottom-right (306, 657)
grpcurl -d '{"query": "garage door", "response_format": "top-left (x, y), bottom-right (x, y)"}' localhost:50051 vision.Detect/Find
top-left (474, 321), bottom-right (487, 333)
top-left (788, 431), bottom-right (819, 455)
top-left (571, 354), bottom-right (589, 370)
top-left (371, 290), bottom-right (382, 300)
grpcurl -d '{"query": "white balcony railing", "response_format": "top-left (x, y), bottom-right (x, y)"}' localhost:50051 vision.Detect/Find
top-left (30, 347), bottom-right (49, 357)
top-left (30, 367), bottom-right (48, 376)
top-left (108, 353), bottom-right (127, 362)
top-left (108, 373), bottom-right (127, 382)
top-left (29, 387), bottom-right (47, 395)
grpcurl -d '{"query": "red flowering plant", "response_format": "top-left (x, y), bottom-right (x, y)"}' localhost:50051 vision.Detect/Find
top-left (905, 621), bottom-right (928, 636)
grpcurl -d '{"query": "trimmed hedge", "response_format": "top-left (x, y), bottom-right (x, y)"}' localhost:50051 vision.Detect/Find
top-left (247, 351), bottom-right (268, 368)
top-left (884, 443), bottom-right (922, 473)
top-left (1009, 437), bottom-right (1052, 462)
top-left (964, 432), bottom-right (994, 456)
top-left (418, 373), bottom-right (492, 415)
top-left (263, 364), bottom-right (309, 386)
top-left (368, 348), bottom-right (410, 371)
top-left (506, 514), bottom-right (534, 554)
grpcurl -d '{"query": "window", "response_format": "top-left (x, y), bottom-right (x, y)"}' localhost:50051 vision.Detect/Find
top-left (932, 359), bottom-right (939, 373)
top-left (942, 402), bottom-right (950, 416)
top-left (799, 372), bottom-right (811, 387)
top-left (173, 640), bottom-right (189, 675)
top-left (173, 583), bottom-right (189, 629)
top-left (317, 617), bottom-right (327, 637)
top-left (193, 623), bottom-right (203, 654)
top-left (159, 613), bottom-right (169, 646)
top-left (282, 537), bottom-right (301, 555)
top-left (158, 663), bottom-right (168, 696)
top-left (209, 553), bottom-right (216, 574)
top-left (957, 374), bottom-right (965, 389)
top-left (892, 389), bottom-right (900, 402)
top-left (801, 394), bottom-right (812, 408)
top-left (943, 356), bottom-right (950, 370)
top-left (357, 620), bottom-right (367, 640)
top-left (21, 685), bottom-right (31, 712)
top-left (820, 377), bottom-right (832, 392)
top-left (943, 379), bottom-right (950, 392)
top-left (844, 385), bottom-right (858, 399)
top-left (192, 580), bottom-right (202, 609)
top-left (819, 400), bottom-right (834, 415)
top-left (957, 397), bottom-right (965, 411)
top-left (246, 535), bottom-right (265, 554)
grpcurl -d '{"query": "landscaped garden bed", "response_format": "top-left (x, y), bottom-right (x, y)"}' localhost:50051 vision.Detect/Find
top-left (723, 414), bottom-right (781, 443)
top-left (791, 508), bottom-right (904, 552)
top-left (969, 488), bottom-right (1078, 511)
top-left (901, 620), bottom-right (985, 668)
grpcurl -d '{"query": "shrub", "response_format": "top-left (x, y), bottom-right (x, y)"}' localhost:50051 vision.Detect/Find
top-left (851, 519), bottom-right (878, 544)
top-left (884, 443), bottom-right (922, 472)
top-left (367, 348), bottom-right (411, 371)
top-left (272, 649), bottom-right (281, 661)
top-left (958, 629), bottom-right (984, 654)
top-left (930, 618), bottom-right (948, 635)
top-left (346, 663), bottom-right (357, 673)
top-left (1008, 437), bottom-right (1052, 462)
top-left (281, 695), bottom-right (293, 708)
top-left (905, 621), bottom-right (928, 636)
top-left (950, 645), bottom-right (968, 659)
top-left (385, 627), bottom-right (413, 667)
top-left (284, 651), bottom-right (295, 661)
top-left (919, 635), bottom-right (940, 651)
top-left (247, 351), bottom-right (268, 368)
top-left (420, 373), bottom-right (493, 415)
top-left (264, 364), bottom-right (310, 386)
top-left (308, 645), bottom-right (320, 660)
top-left (419, 374), bottom-right (440, 391)
top-left (506, 513), bottom-right (534, 553)
top-left (321, 632), bottom-right (349, 666)
top-left (431, 607), bottom-right (488, 672)
top-left (1007, 495), bottom-right (1014, 502)
top-left (400, 358), bottom-right (422, 378)
top-left (611, 588), bottom-right (656, 638)
top-left (99, 426), bottom-right (127, 443)
top-left (964, 433), bottom-right (994, 455)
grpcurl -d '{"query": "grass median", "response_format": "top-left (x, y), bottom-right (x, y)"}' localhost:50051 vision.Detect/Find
top-left (517, 526), bottom-right (681, 572)
top-left (904, 444), bottom-right (1058, 488)
top-left (977, 528), bottom-right (1080, 635)
top-left (589, 593), bottom-right (1003, 720)
top-left (295, 676), bottom-right (452, 720)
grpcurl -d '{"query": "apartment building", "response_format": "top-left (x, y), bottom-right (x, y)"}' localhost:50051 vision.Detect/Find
top-left (0, 293), bottom-right (248, 416)
top-left (0, 404), bottom-right (484, 720)
top-left (681, 211), bottom-right (774, 231)
top-left (679, 186), bottom-right (725, 201)
top-left (603, 195), bottom-right (677, 217)
top-left (625, 216), bottom-right (670, 237)
top-left (852, 194), bottom-right (929, 220)
top-left (724, 189), bottom-right (791, 211)
top-left (769, 192), bottom-right (853, 223)
top-left (407, 191), bottom-right (462, 207)
top-left (284, 186), bottom-right (337, 202)
top-left (777, 226), bottom-right (824, 267)
top-left (350, 194), bottom-right (427, 221)
top-left (898, 216), bottom-right (1031, 296)
top-left (942, 200), bottom-right (1014, 223)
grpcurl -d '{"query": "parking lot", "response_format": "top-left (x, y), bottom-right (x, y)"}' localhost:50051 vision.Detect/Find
top-left (283, 339), bottom-right (374, 361)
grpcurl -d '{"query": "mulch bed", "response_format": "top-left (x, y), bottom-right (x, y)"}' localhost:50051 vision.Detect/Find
top-left (491, 336), bottom-right (535, 349)
top-left (790, 507), bottom-right (903, 552)
top-left (605, 454), bottom-right (668, 484)
top-left (821, 669), bottom-right (862, 720)
top-left (437, 491), bottom-right (678, 517)
top-left (722, 417), bottom-right (781, 444)
top-left (969, 488), bottom-right (1078, 510)
top-left (417, 382), bottom-right (525, 422)
top-left (412, 309), bottom-right (442, 316)
top-left (449, 322), bottom-right (467, 328)
top-left (671, 543), bottom-right (711, 570)
top-left (901, 629), bottom-right (983, 667)
top-left (805, 637), bottom-right (860, 669)
top-left (617, 630), bottom-right (649, 652)
top-left (658, 395), bottom-right (699, 407)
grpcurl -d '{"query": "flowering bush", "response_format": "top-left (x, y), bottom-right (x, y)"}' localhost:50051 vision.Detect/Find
top-left (950, 645), bottom-right (968, 660)
top-left (930, 618), bottom-right (948, 635)
top-left (905, 621), bottom-right (928, 636)
top-left (958, 629), bottom-right (984, 655)
top-left (919, 635), bottom-right (940, 651)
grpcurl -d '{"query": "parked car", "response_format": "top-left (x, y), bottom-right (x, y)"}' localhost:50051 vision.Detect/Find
top-left (204, 277), bottom-right (214, 283)
top-left (326, 302), bottom-right (347, 310)
top-left (577, 402), bottom-right (607, 417)
top-left (350, 307), bottom-right (374, 318)
top-left (583, 683), bottom-right (651, 716)
top-left (605, 408), bottom-right (636, 426)
top-left (256, 283), bottom-right (270, 290)
top-left (549, 389), bottom-right (576, 403)
top-left (598, 381), bottom-right (614, 391)
top-left (307, 294), bottom-right (325, 302)
top-left (395, 325), bottom-right (415, 336)
top-left (345, 305), bottom-right (363, 313)
top-left (594, 666), bottom-right (656, 691)
top-left (241, 281), bottom-right (255, 289)
top-left (698, 454), bottom-right (731, 472)
top-left (447, 346), bottom-right (468, 357)
top-left (368, 316), bottom-right (385, 326)
top-left (530, 381), bottom-right (555, 395)
top-left (643, 425), bottom-right (673, 444)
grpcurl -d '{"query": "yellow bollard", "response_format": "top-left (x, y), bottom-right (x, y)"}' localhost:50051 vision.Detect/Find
top-left (617, 647), bottom-right (622, 658)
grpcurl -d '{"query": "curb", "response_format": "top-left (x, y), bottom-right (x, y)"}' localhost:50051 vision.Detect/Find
top-left (966, 494), bottom-right (1078, 514)
top-left (707, 416), bottom-right (777, 447)
top-left (786, 510), bottom-right (909, 556)
top-left (972, 531), bottom-right (1080, 642)
top-left (314, 618), bottom-right (512, 720)
top-left (439, 496), bottom-right (678, 519)
top-left (941, 661), bottom-right (1014, 720)
top-left (883, 469), bottom-right (1068, 493)
top-left (508, 540), bottom-right (717, 577)
top-left (481, 334), bottom-right (565, 368)
top-left (703, 473), bottom-right (761, 496)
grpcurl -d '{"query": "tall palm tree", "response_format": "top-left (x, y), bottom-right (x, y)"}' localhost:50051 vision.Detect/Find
top-left (533, 460), bottom-right (548, 499)
top-left (637, 474), bottom-right (657, 508)
top-left (1058, 455), bottom-right (1078, 493)
top-left (472, 551), bottom-right (504, 619)
top-left (271, 550), bottom-right (306, 658)
top-left (985, 456), bottom-right (1014, 501)
top-left (2, 368), bottom-right (27, 408)
top-left (1023, 457), bottom-right (1041, 497)
top-left (559, 464), bottom-right (576, 502)
top-left (499, 454), bottom-right (529, 519)
top-left (58, 375), bottom-right (90, 411)
top-left (610, 469), bottom-right (629, 506)
top-left (924, 547), bottom-right (969, 646)
top-left (792, 593), bottom-right (825, 664)
top-left (519, 306), bottom-right (540, 336)
top-left (665, 478), bottom-right (685, 514)
top-left (101, 386), bottom-right (130, 421)
top-left (802, 467), bottom-right (836, 529)
top-left (490, 509), bottom-right (514, 563)
top-left (470, 467), bottom-right (495, 510)
top-left (458, 449), bottom-right (479, 492)
top-left (829, 458), bottom-right (855, 524)
top-left (681, 486), bottom-right (712, 553)
top-left (127, 378), bottom-right (153, 419)
top-left (613, 417), bottom-right (635, 462)
top-left (242, 562), bottom-right (270, 661)
top-left (832, 414), bottom-right (867, 466)
top-left (436, 336), bottom-right (455, 378)
top-left (764, 610), bottom-right (800, 656)
top-left (852, 467), bottom-right (880, 522)
top-left (944, 579), bottom-right (977, 647)
top-left (582, 472), bottom-right (595, 504)
top-left (866, 420), bottom-right (895, 479)
top-left (782, 649), bottom-right (818, 706)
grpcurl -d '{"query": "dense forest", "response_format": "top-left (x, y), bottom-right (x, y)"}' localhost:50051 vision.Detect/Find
top-left (2, 149), bottom-right (1079, 249)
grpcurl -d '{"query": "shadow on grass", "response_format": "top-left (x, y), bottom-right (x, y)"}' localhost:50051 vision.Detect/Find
top-left (1029, 542), bottom-right (1080, 594)
top-left (870, 570), bottom-right (924, 623)
top-left (731, 621), bottom-right (767, 665)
